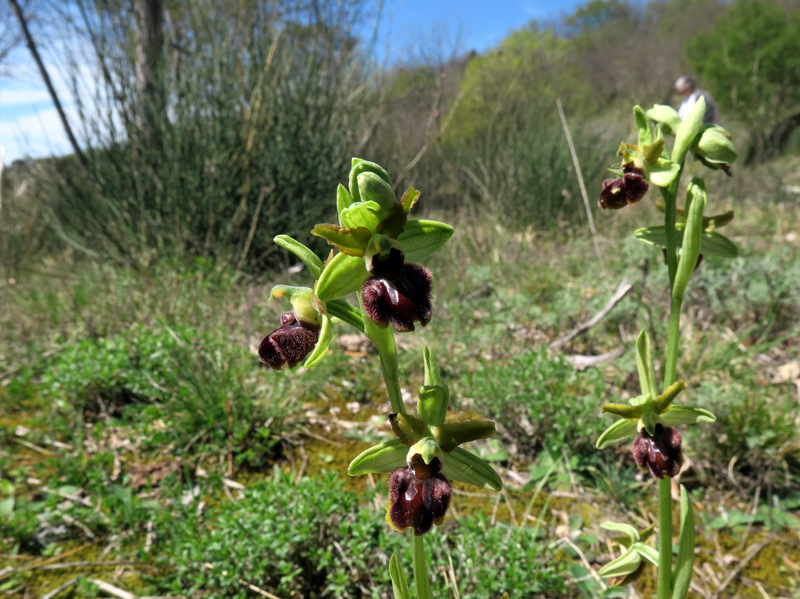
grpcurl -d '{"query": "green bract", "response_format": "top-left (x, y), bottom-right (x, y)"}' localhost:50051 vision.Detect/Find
top-left (598, 521), bottom-right (659, 582)
top-left (347, 347), bottom-right (502, 492)
top-left (596, 331), bottom-right (715, 449)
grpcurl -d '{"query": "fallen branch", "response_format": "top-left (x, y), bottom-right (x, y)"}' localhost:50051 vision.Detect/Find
top-left (550, 279), bottom-right (633, 350)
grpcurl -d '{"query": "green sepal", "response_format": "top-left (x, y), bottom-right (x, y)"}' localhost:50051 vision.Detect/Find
top-left (636, 330), bottom-right (658, 400)
top-left (435, 420), bottom-right (496, 453)
top-left (376, 204), bottom-right (408, 240)
top-left (400, 188), bottom-right (420, 214)
top-left (642, 139), bottom-right (665, 165)
top-left (440, 447), bottom-right (503, 491)
top-left (672, 485), bottom-right (696, 599)
top-left (349, 158), bottom-right (393, 203)
top-left (311, 224), bottom-right (372, 257)
top-left (337, 184), bottom-right (355, 224)
top-left (397, 220), bottom-right (454, 263)
top-left (389, 413), bottom-right (431, 446)
top-left (601, 403), bottom-right (644, 419)
top-left (358, 172), bottom-right (397, 212)
top-left (673, 178), bottom-right (707, 300)
top-left (639, 524), bottom-right (655, 543)
top-left (364, 234), bottom-right (396, 270)
top-left (601, 521), bottom-right (641, 545)
top-left (340, 200), bottom-right (387, 233)
top-left (673, 96), bottom-right (706, 164)
top-left (656, 127), bottom-right (671, 159)
top-left (660, 406), bottom-right (716, 427)
top-left (647, 158), bottom-right (680, 187)
top-left (598, 546), bottom-right (641, 578)
top-left (326, 298), bottom-right (364, 333)
top-left (270, 285), bottom-right (319, 325)
top-left (389, 553), bottom-right (411, 599)
top-left (646, 104), bottom-right (681, 134)
top-left (635, 544), bottom-right (659, 567)
top-left (408, 437), bottom-right (443, 466)
top-left (596, 419), bottom-right (638, 449)
top-left (634, 105), bottom-right (653, 147)
top-left (273, 235), bottom-right (323, 280)
top-left (303, 314), bottom-right (332, 368)
top-left (651, 380), bottom-right (687, 414)
top-left (315, 253), bottom-right (368, 302)
top-left (348, 439), bottom-right (407, 475)
top-left (703, 210), bottom-right (734, 230)
top-left (640, 411), bottom-right (659, 436)
top-left (634, 225), bottom-right (738, 258)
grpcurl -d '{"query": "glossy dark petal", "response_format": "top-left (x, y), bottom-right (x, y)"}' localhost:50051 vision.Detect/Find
top-left (632, 424), bottom-right (682, 479)
top-left (599, 172), bottom-right (649, 210)
top-left (361, 264), bottom-right (432, 333)
top-left (387, 457), bottom-right (451, 536)
top-left (258, 312), bottom-right (320, 370)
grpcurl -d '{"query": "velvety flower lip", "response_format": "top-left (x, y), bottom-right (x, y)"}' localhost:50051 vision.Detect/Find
top-left (258, 312), bottom-right (320, 370)
top-left (600, 162), bottom-right (650, 210)
top-left (386, 455), bottom-right (451, 536)
top-left (361, 262), bottom-right (432, 332)
top-left (632, 424), bottom-right (682, 479)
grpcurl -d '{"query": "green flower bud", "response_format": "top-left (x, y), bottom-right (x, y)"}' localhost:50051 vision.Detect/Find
top-left (693, 124), bottom-right (737, 173)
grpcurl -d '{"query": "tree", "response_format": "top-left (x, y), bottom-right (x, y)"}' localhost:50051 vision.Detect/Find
top-left (687, 0), bottom-right (800, 158)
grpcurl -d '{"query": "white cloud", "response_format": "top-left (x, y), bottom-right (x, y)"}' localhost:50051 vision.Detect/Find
top-left (0, 87), bottom-right (52, 108)
top-left (0, 106), bottom-right (72, 163)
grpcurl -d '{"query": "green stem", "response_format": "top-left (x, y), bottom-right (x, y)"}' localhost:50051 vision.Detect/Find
top-left (412, 534), bottom-right (432, 599)
top-left (378, 342), bottom-right (404, 414)
top-left (358, 292), bottom-right (405, 413)
top-left (658, 477), bottom-right (673, 599)
top-left (664, 296), bottom-right (683, 387)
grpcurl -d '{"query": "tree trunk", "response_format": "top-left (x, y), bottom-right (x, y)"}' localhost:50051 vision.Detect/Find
top-left (133, 0), bottom-right (164, 154)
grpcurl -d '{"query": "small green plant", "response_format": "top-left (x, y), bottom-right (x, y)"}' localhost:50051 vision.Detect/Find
top-left (595, 99), bottom-right (738, 596)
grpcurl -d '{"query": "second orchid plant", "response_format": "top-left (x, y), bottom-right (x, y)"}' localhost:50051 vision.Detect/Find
top-left (596, 97), bottom-right (738, 598)
top-left (259, 158), bottom-right (503, 597)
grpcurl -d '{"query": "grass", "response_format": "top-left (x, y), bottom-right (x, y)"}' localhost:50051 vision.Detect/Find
top-left (2, 182), bottom-right (800, 597)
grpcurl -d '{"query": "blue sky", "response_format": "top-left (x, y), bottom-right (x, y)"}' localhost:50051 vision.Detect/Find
top-left (0, 0), bottom-right (586, 165)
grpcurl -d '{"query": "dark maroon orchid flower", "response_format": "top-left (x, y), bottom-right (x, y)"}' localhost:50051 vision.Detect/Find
top-left (386, 455), bottom-right (451, 536)
top-left (258, 312), bottom-right (320, 370)
top-left (361, 248), bottom-right (432, 332)
top-left (632, 424), bottom-right (682, 479)
top-left (599, 162), bottom-right (649, 210)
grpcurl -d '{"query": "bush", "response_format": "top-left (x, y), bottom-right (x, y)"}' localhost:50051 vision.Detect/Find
top-left (42, 0), bottom-right (373, 268)
top-left (157, 470), bottom-right (567, 598)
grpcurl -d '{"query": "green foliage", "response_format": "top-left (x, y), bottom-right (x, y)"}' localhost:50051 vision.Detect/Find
top-left (687, 0), bottom-right (800, 155)
top-left (463, 349), bottom-right (607, 459)
top-left (157, 471), bottom-right (567, 598)
top-left (448, 27), bottom-right (588, 143)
